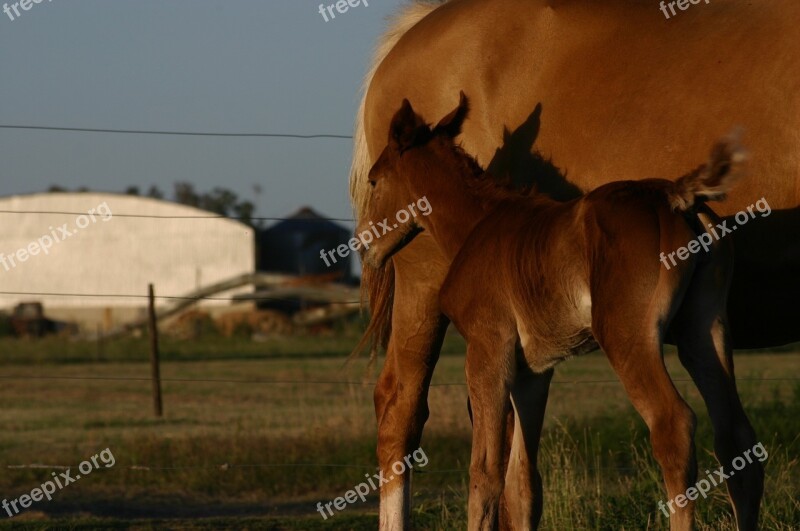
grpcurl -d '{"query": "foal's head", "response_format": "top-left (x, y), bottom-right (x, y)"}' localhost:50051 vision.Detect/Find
top-left (358, 92), bottom-right (480, 267)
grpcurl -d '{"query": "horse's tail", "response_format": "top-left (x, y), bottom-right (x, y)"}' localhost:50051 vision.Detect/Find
top-left (351, 260), bottom-right (395, 362)
top-left (668, 129), bottom-right (748, 212)
top-left (349, 1), bottom-right (443, 362)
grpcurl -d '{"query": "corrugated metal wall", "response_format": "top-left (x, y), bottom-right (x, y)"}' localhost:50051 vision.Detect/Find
top-left (0, 193), bottom-right (255, 316)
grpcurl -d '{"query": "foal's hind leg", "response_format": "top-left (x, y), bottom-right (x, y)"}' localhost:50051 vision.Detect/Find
top-left (671, 258), bottom-right (763, 529)
top-left (593, 311), bottom-right (697, 530)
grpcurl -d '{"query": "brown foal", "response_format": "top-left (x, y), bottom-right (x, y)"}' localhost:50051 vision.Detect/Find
top-left (358, 94), bottom-right (763, 531)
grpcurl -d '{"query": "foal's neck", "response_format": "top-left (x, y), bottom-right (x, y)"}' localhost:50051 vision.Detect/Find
top-left (410, 164), bottom-right (514, 261)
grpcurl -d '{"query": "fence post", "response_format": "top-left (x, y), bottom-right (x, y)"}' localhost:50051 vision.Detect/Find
top-left (148, 283), bottom-right (163, 417)
top-left (96, 323), bottom-right (103, 361)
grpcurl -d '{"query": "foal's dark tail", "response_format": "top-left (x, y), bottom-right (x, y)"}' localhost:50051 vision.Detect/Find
top-left (668, 129), bottom-right (748, 211)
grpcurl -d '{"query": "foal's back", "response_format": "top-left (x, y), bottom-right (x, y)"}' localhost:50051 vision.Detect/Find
top-left (440, 178), bottom-right (705, 371)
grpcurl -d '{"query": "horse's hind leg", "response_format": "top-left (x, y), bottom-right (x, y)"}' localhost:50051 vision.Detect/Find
top-left (373, 238), bottom-right (451, 531)
top-left (504, 361), bottom-right (553, 530)
top-left (593, 307), bottom-right (697, 530)
top-left (670, 257), bottom-right (763, 530)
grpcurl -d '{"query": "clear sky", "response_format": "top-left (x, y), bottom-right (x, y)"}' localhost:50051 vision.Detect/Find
top-left (0, 0), bottom-right (400, 226)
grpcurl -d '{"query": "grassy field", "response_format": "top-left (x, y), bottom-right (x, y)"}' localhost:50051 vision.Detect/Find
top-left (0, 333), bottom-right (797, 529)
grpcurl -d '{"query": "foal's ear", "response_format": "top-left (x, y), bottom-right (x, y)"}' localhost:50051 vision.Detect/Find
top-left (433, 91), bottom-right (469, 139)
top-left (389, 99), bottom-right (430, 153)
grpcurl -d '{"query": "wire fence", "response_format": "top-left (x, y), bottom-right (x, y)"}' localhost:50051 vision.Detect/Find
top-left (4, 344), bottom-right (794, 473)
top-left (0, 183), bottom-right (363, 306)
top-left (3, 462), bottom-right (639, 474)
top-left (0, 163), bottom-right (796, 488)
top-left (0, 210), bottom-right (356, 223)
top-left (0, 374), bottom-right (796, 387)
top-left (0, 290), bottom-right (362, 304)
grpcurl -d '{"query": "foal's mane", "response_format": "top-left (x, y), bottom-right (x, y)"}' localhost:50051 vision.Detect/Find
top-left (445, 139), bottom-right (533, 205)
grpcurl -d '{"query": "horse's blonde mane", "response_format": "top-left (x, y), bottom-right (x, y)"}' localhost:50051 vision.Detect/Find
top-left (350, 1), bottom-right (446, 218)
top-left (349, 2), bottom-right (447, 363)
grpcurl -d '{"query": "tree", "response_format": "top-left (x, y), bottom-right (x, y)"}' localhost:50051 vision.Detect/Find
top-left (171, 183), bottom-right (258, 226)
top-left (146, 186), bottom-right (164, 199)
top-left (173, 182), bottom-right (200, 208)
top-left (233, 201), bottom-right (256, 227)
top-left (199, 187), bottom-right (238, 216)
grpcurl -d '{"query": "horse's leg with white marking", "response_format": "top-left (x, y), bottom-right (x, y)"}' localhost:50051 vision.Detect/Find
top-left (465, 333), bottom-right (517, 531)
top-left (374, 313), bottom-right (448, 530)
top-left (597, 331), bottom-right (697, 531)
top-left (374, 240), bottom-right (450, 531)
top-left (504, 361), bottom-right (553, 530)
top-left (375, 318), bottom-right (448, 530)
top-left (671, 258), bottom-right (763, 530)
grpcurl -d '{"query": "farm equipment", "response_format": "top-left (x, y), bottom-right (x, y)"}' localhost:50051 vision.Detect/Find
top-left (10, 302), bottom-right (58, 338)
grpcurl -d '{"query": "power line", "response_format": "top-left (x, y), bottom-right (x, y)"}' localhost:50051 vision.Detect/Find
top-left (0, 124), bottom-right (353, 139)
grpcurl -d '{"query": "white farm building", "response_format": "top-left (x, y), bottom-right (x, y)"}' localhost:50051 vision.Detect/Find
top-left (0, 193), bottom-right (255, 331)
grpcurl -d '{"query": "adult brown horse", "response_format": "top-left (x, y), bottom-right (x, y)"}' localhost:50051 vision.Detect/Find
top-left (350, 0), bottom-right (800, 528)
top-left (362, 93), bottom-right (761, 530)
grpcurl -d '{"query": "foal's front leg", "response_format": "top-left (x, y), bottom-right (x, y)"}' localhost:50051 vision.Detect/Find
top-left (465, 333), bottom-right (517, 531)
top-left (506, 363), bottom-right (554, 529)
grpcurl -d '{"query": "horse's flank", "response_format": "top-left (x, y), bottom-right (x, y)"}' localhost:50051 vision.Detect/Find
top-left (350, 0), bottom-right (800, 353)
top-left (358, 0), bottom-right (800, 211)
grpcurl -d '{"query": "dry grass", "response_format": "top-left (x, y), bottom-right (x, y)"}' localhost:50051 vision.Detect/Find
top-left (0, 335), bottom-right (797, 529)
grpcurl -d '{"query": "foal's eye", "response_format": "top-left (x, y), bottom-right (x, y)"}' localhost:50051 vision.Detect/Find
top-left (369, 179), bottom-right (376, 188)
